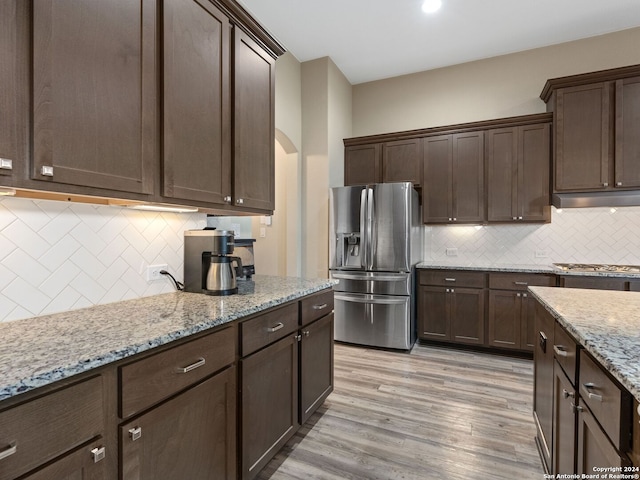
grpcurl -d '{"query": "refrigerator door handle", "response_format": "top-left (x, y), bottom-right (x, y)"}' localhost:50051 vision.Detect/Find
top-left (359, 188), bottom-right (368, 269)
top-left (334, 293), bottom-right (410, 305)
top-left (332, 272), bottom-right (409, 282)
top-left (366, 187), bottom-right (375, 269)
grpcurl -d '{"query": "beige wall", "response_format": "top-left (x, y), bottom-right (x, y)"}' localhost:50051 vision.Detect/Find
top-left (328, 60), bottom-right (352, 188)
top-left (352, 27), bottom-right (640, 137)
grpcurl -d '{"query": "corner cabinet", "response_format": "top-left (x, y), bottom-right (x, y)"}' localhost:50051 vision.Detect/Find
top-left (344, 144), bottom-right (381, 185)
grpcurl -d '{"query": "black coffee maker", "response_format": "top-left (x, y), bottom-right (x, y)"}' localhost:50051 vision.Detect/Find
top-left (184, 230), bottom-right (243, 296)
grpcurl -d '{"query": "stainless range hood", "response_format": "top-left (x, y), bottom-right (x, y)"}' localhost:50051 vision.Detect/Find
top-left (552, 190), bottom-right (640, 208)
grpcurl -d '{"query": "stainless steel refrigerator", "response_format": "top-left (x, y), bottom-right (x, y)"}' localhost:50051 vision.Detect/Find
top-left (329, 182), bottom-right (421, 350)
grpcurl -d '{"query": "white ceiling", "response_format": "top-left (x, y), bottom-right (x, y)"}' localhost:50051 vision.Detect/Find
top-left (236, 0), bottom-right (640, 85)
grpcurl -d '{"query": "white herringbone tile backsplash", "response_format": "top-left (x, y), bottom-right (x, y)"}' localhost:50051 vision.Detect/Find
top-left (0, 197), bottom-right (206, 322)
top-left (426, 206), bottom-right (640, 265)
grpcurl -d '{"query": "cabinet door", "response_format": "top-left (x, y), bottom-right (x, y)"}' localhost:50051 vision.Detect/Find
top-left (487, 290), bottom-right (521, 349)
top-left (561, 276), bottom-right (627, 291)
top-left (382, 139), bottom-right (421, 186)
top-left (449, 287), bottom-right (485, 345)
top-left (233, 28), bottom-right (276, 212)
top-left (0, 0), bottom-right (18, 180)
top-left (615, 76), bottom-right (640, 189)
top-left (23, 441), bottom-right (106, 480)
top-left (519, 123), bottom-right (551, 222)
top-left (577, 403), bottom-right (630, 474)
top-left (417, 286), bottom-right (450, 341)
top-left (162, 0), bottom-right (231, 205)
top-left (120, 367), bottom-right (236, 480)
top-left (423, 135), bottom-right (453, 223)
top-left (32, 0), bottom-right (155, 194)
top-left (344, 144), bottom-right (381, 185)
top-left (520, 293), bottom-right (537, 352)
top-left (300, 313), bottom-right (334, 424)
top-left (534, 302), bottom-right (555, 473)
top-left (452, 132), bottom-right (485, 223)
top-left (486, 127), bottom-right (517, 222)
top-left (554, 362), bottom-right (577, 476)
top-left (241, 334), bottom-right (298, 480)
top-left (554, 83), bottom-right (612, 192)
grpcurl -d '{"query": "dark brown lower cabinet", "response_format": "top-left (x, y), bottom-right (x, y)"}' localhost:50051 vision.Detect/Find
top-left (534, 302), bottom-right (555, 473)
top-left (241, 334), bottom-right (299, 480)
top-left (120, 366), bottom-right (236, 480)
top-left (300, 313), bottom-right (334, 424)
top-left (22, 440), bottom-right (107, 480)
top-left (554, 361), bottom-right (577, 475)
top-left (488, 291), bottom-right (537, 351)
top-left (577, 401), bottom-right (630, 473)
top-left (418, 286), bottom-right (485, 345)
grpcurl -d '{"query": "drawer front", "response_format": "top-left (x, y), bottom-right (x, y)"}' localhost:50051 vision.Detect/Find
top-left (300, 289), bottom-right (334, 327)
top-left (120, 326), bottom-right (235, 418)
top-left (553, 322), bottom-right (579, 385)
top-left (419, 270), bottom-right (486, 288)
top-left (579, 350), bottom-right (631, 451)
top-left (561, 276), bottom-right (627, 291)
top-left (489, 273), bottom-right (556, 291)
top-left (629, 280), bottom-right (640, 292)
top-left (241, 302), bottom-right (299, 357)
top-left (0, 376), bottom-right (104, 480)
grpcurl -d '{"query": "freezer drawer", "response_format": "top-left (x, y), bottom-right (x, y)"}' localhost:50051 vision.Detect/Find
top-left (330, 271), bottom-right (412, 296)
top-left (334, 292), bottom-right (414, 350)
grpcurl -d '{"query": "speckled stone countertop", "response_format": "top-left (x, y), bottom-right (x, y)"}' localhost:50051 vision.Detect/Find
top-left (417, 261), bottom-right (640, 278)
top-left (529, 286), bottom-right (640, 404)
top-left (0, 275), bottom-right (334, 401)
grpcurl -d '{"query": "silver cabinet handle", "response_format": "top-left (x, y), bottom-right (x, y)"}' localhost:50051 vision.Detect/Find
top-left (516, 293), bottom-right (521, 297)
top-left (91, 446), bottom-right (106, 463)
top-left (562, 389), bottom-right (574, 399)
top-left (223, 195), bottom-right (231, 203)
top-left (0, 158), bottom-right (12, 170)
top-left (553, 345), bottom-right (569, 357)
top-left (176, 357), bottom-right (205, 374)
top-left (512, 216), bottom-right (517, 220)
top-left (571, 403), bottom-right (583, 413)
top-left (453, 218), bottom-right (457, 221)
top-left (236, 198), bottom-right (244, 205)
top-left (518, 216), bottom-right (523, 220)
top-left (514, 281), bottom-right (528, 286)
top-left (312, 303), bottom-right (328, 310)
top-left (444, 278), bottom-right (456, 282)
top-left (129, 427), bottom-right (142, 441)
top-left (267, 322), bottom-right (284, 333)
top-left (303, 330), bottom-right (310, 337)
top-left (582, 382), bottom-right (603, 402)
top-left (0, 442), bottom-right (17, 461)
top-left (616, 182), bottom-right (623, 186)
top-left (603, 182), bottom-right (609, 187)
top-left (41, 165), bottom-right (54, 177)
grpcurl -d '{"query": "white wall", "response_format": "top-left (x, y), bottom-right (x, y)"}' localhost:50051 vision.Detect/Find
top-left (352, 27), bottom-right (640, 136)
top-left (0, 197), bottom-right (205, 322)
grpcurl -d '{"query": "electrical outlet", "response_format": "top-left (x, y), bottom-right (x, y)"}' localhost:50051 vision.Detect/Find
top-left (146, 264), bottom-right (168, 282)
top-left (446, 247), bottom-right (458, 257)
top-left (535, 250), bottom-right (549, 258)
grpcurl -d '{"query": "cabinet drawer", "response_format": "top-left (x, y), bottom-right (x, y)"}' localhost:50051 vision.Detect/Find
top-left (419, 270), bottom-right (486, 288)
top-left (489, 273), bottom-right (556, 291)
top-left (300, 289), bottom-right (334, 327)
top-left (553, 322), bottom-right (579, 385)
top-left (120, 327), bottom-right (235, 418)
top-left (241, 302), bottom-right (298, 357)
top-left (0, 376), bottom-right (104, 480)
top-left (579, 350), bottom-right (632, 451)
top-left (561, 276), bottom-right (627, 291)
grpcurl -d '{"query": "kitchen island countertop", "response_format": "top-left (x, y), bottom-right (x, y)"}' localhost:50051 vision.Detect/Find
top-left (0, 275), bottom-right (334, 401)
top-left (528, 286), bottom-right (640, 404)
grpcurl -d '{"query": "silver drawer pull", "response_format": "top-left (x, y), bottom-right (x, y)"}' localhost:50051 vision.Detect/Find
top-left (0, 442), bottom-right (17, 461)
top-left (514, 281), bottom-right (528, 286)
top-left (91, 446), bottom-right (106, 463)
top-left (562, 389), bottom-right (574, 399)
top-left (582, 382), bottom-right (603, 402)
top-left (444, 278), bottom-right (456, 282)
top-left (40, 165), bottom-right (54, 177)
top-left (176, 357), bottom-right (206, 374)
top-left (0, 158), bottom-right (12, 170)
top-left (267, 322), bottom-right (284, 333)
top-left (129, 427), bottom-right (142, 441)
top-left (553, 345), bottom-right (569, 357)
top-left (312, 303), bottom-right (328, 310)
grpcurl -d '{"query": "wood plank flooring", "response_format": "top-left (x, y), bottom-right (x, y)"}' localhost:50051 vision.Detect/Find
top-left (258, 342), bottom-right (543, 480)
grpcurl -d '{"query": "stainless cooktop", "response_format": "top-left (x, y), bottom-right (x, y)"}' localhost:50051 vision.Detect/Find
top-left (553, 263), bottom-right (640, 273)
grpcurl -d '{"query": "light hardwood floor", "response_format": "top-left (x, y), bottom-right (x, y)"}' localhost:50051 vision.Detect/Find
top-left (258, 342), bottom-right (543, 480)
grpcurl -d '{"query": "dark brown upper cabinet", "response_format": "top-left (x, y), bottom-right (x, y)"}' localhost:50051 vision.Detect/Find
top-left (541, 64), bottom-right (640, 194)
top-left (382, 138), bottom-right (422, 186)
top-left (232, 28), bottom-right (276, 212)
top-left (0, 1), bottom-right (18, 181)
top-left (486, 122), bottom-right (551, 223)
top-left (162, 0), bottom-right (232, 206)
top-left (344, 144), bottom-right (381, 185)
top-left (31, 0), bottom-right (156, 195)
top-left (423, 132), bottom-right (484, 224)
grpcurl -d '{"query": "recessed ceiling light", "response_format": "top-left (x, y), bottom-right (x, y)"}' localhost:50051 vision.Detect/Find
top-left (422, 0), bottom-right (442, 14)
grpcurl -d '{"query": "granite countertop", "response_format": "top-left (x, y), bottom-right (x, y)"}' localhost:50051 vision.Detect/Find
top-left (416, 261), bottom-right (640, 278)
top-left (528, 286), bottom-right (640, 404)
top-left (0, 275), bottom-right (334, 401)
